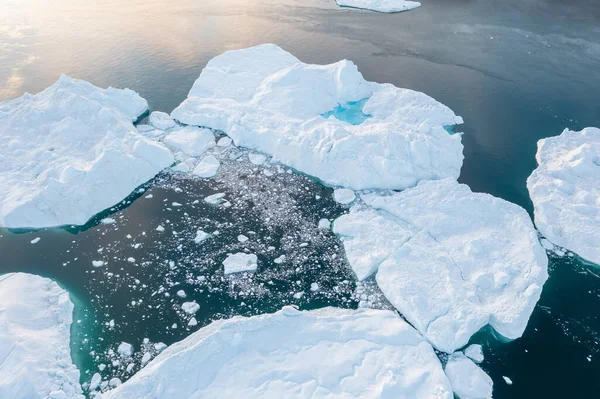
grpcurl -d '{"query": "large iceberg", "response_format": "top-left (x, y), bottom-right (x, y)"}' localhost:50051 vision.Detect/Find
top-left (0, 75), bottom-right (174, 229)
top-left (336, 0), bottom-right (421, 13)
top-left (101, 307), bottom-right (453, 398)
top-left (333, 179), bottom-right (548, 353)
top-left (527, 127), bottom-right (600, 265)
top-left (172, 44), bottom-right (463, 191)
top-left (0, 273), bottom-right (84, 399)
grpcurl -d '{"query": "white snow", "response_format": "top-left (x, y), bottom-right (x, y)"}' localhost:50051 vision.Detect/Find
top-left (445, 353), bottom-right (493, 399)
top-left (192, 155), bottom-right (220, 178)
top-left (0, 273), bottom-right (84, 399)
top-left (100, 307), bottom-right (452, 399)
top-left (464, 344), bottom-right (484, 364)
top-left (333, 188), bottom-right (356, 205)
top-left (223, 253), bottom-right (258, 274)
top-left (333, 179), bottom-right (548, 353)
top-left (171, 44), bottom-right (463, 191)
top-left (181, 302), bottom-right (200, 315)
top-left (163, 126), bottom-right (216, 157)
top-left (0, 75), bottom-right (174, 229)
top-left (149, 111), bottom-right (176, 130)
top-left (527, 127), bottom-right (600, 265)
top-left (336, 0), bottom-right (421, 13)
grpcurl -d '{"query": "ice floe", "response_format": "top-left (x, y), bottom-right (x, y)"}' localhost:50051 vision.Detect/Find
top-left (445, 353), bottom-right (493, 399)
top-left (0, 75), bottom-right (174, 229)
top-left (0, 273), bottom-right (83, 399)
top-left (171, 44), bottom-right (463, 191)
top-left (334, 179), bottom-right (548, 352)
top-left (100, 307), bottom-right (453, 399)
top-left (333, 188), bottom-right (356, 205)
top-left (223, 253), bottom-right (258, 274)
top-left (527, 127), bottom-right (600, 265)
top-left (192, 155), bottom-right (220, 178)
top-left (148, 111), bottom-right (176, 130)
top-left (336, 0), bottom-right (421, 13)
top-left (163, 126), bottom-right (216, 157)
top-left (464, 344), bottom-right (484, 363)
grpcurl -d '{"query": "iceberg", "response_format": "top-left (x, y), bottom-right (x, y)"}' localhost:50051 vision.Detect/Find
top-left (0, 273), bottom-right (83, 399)
top-left (336, 0), bottom-right (421, 13)
top-left (100, 307), bottom-right (453, 399)
top-left (445, 353), bottom-right (493, 399)
top-left (333, 179), bottom-right (548, 353)
top-left (171, 44), bottom-right (463, 191)
top-left (0, 75), bottom-right (174, 229)
top-left (527, 127), bottom-right (600, 265)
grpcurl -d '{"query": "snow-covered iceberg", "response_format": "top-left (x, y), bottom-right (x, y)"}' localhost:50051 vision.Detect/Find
top-left (527, 127), bottom-right (600, 265)
top-left (172, 44), bottom-right (463, 191)
top-left (0, 75), bottom-right (174, 229)
top-left (0, 273), bottom-right (83, 399)
top-left (336, 0), bottom-right (421, 13)
top-left (333, 179), bottom-right (548, 353)
top-left (101, 307), bottom-right (453, 398)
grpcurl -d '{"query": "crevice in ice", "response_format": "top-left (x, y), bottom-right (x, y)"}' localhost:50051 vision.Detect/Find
top-left (320, 98), bottom-right (371, 126)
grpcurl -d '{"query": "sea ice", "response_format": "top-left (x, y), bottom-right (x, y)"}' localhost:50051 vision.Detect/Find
top-left (163, 126), bottom-right (216, 157)
top-left (333, 188), bottom-right (356, 204)
top-left (223, 253), bottom-right (258, 274)
top-left (117, 342), bottom-right (134, 357)
top-left (181, 302), bottom-right (200, 315)
top-left (334, 179), bottom-right (548, 352)
top-left (0, 75), bottom-right (174, 229)
top-left (0, 273), bottom-right (84, 399)
top-left (445, 353), bottom-right (493, 399)
top-left (527, 127), bottom-right (600, 265)
top-left (194, 230), bottom-right (210, 243)
top-left (192, 155), bottom-right (220, 178)
top-left (336, 0), bottom-right (421, 13)
top-left (464, 344), bottom-right (484, 363)
top-left (148, 111), bottom-right (176, 130)
top-left (100, 307), bottom-right (452, 399)
top-left (171, 44), bottom-right (463, 191)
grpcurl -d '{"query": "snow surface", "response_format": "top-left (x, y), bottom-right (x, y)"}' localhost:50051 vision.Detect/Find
top-left (0, 273), bottom-right (83, 399)
top-left (163, 126), bottom-right (216, 157)
top-left (100, 307), bottom-right (453, 399)
top-left (445, 353), bottom-right (493, 399)
top-left (223, 253), bottom-right (258, 274)
top-left (334, 179), bottom-right (548, 353)
top-left (336, 0), bottom-right (421, 13)
top-left (172, 44), bottom-right (463, 191)
top-left (527, 127), bottom-right (600, 265)
top-left (0, 75), bottom-right (174, 229)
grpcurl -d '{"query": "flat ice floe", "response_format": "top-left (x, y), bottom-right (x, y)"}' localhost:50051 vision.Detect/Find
top-left (172, 44), bottom-right (463, 191)
top-left (100, 307), bottom-right (453, 399)
top-left (333, 179), bottom-right (548, 353)
top-left (0, 75), bottom-right (174, 229)
top-left (336, 0), bottom-right (421, 13)
top-left (0, 273), bottom-right (83, 399)
top-left (445, 353), bottom-right (493, 399)
top-left (527, 127), bottom-right (600, 265)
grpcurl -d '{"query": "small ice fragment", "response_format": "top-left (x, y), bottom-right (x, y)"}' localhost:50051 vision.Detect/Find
top-left (149, 111), bottom-right (176, 130)
top-left (237, 234), bottom-right (249, 243)
top-left (118, 342), bottom-right (134, 357)
top-left (274, 255), bottom-right (286, 264)
top-left (248, 153), bottom-right (267, 165)
top-left (293, 291), bottom-right (304, 299)
top-left (193, 155), bottom-right (220, 178)
top-left (156, 225), bottom-right (165, 232)
top-left (503, 376), bottom-right (513, 385)
top-left (182, 301), bottom-right (200, 315)
top-left (141, 353), bottom-right (152, 365)
top-left (204, 193), bottom-right (225, 205)
top-left (333, 188), bottom-right (356, 204)
top-left (194, 230), bottom-right (210, 243)
top-left (217, 137), bottom-right (232, 147)
top-left (89, 373), bottom-right (102, 391)
top-left (223, 253), bottom-right (258, 274)
top-left (188, 317), bottom-right (198, 327)
top-left (92, 260), bottom-right (105, 267)
top-left (30, 237), bottom-right (41, 244)
top-left (464, 344), bottom-right (484, 363)
top-left (177, 290), bottom-right (186, 298)
top-left (318, 218), bottom-right (330, 229)
top-left (172, 202), bottom-right (182, 207)
top-left (154, 342), bottom-right (167, 353)
top-left (109, 378), bottom-right (122, 388)
top-left (127, 257), bottom-right (136, 263)
top-left (310, 283), bottom-right (319, 291)
top-left (101, 218), bottom-right (115, 225)
top-left (145, 194), bottom-right (153, 199)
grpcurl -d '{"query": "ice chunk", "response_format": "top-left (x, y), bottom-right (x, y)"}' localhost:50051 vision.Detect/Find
top-left (0, 75), bottom-right (174, 228)
top-left (333, 188), bottom-right (356, 204)
top-left (177, 290), bottom-right (186, 298)
top-left (100, 308), bottom-right (452, 399)
top-left (0, 273), bottom-right (84, 398)
top-left (181, 302), bottom-right (200, 315)
top-left (141, 353), bottom-right (152, 365)
top-left (163, 126), bottom-right (216, 157)
top-left (334, 179), bottom-right (548, 353)
top-left (464, 344), bottom-right (484, 363)
top-left (248, 152), bottom-right (267, 165)
top-left (149, 111), bottom-right (176, 130)
top-left (237, 234), bottom-right (249, 243)
top-left (192, 155), bottom-right (220, 178)
top-left (318, 218), bottom-right (331, 229)
top-left (204, 193), bottom-right (226, 205)
top-left (30, 237), bottom-right (41, 244)
top-left (527, 127), bottom-right (600, 265)
top-left (445, 353), bottom-right (493, 399)
top-left (503, 376), bottom-right (513, 385)
top-left (171, 45), bottom-right (463, 191)
top-left (101, 217), bottom-right (115, 225)
top-left (336, 0), bottom-right (421, 13)
top-left (194, 230), bottom-right (210, 243)
top-left (223, 253), bottom-right (258, 274)
top-left (117, 342), bottom-right (134, 357)
top-left (92, 260), bottom-right (105, 268)
top-left (217, 137), bottom-right (232, 147)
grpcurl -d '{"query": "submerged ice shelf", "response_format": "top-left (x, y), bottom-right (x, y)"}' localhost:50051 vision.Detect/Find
top-left (527, 127), bottom-right (600, 265)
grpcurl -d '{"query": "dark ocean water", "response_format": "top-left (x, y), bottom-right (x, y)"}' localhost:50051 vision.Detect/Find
top-left (1, 0), bottom-right (599, 397)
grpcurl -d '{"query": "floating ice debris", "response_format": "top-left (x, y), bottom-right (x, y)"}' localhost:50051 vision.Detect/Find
top-left (193, 230), bottom-right (210, 243)
top-left (117, 342), bottom-right (134, 357)
top-left (141, 353), bottom-right (152, 365)
top-left (527, 127), bottom-right (600, 265)
top-left (155, 225), bottom-right (165, 232)
top-left (163, 126), bottom-right (216, 157)
top-left (223, 253), bottom-right (258, 274)
top-left (171, 44), bottom-right (463, 191)
top-left (181, 302), bottom-right (200, 315)
top-left (92, 260), bottom-right (105, 268)
top-left (0, 75), bottom-right (174, 229)
top-left (334, 179), bottom-right (548, 353)
top-left (336, 0), bottom-right (421, 13)
top-left (333, 188), bottom-right (356, 205)
top-left (30, 237), bottom-right (41, 244)
top-left (149, 111), bottom-right (176, 130)
top-left (204, 193), bottom-right (225, 205)
top-left (145, 194), bottom-right (153, 199)
top-left (310, 282), bottom-right (320, 291)
top-left (503, 376), bottom-right (513, 385)
top-left (154, 343), bottom-right (167, 353)
top-left (90, 373), bottom-right (102, 392)
top-left (100, 307), bottom-right (452, 399)
top-left (176, 290), bottom-right (186, 298)
top-left (217, 136), bottom-right (232, 147)
top-left (108, 378), bottom-right (122, 388)
top-left (464, 344), bottom-right (484, 364)
top-left (248, 152), bottom-right (267, 165)
top-left (101, 218), bottom-right (116, 225)
top-left (127, 257), bottom-right (136, 263)
top-left (188, 317), bottom-right (198, 327)
top-left (0, 273), bottom-right (84, 399)
top-left (274, 255), bottom-right (286, 264)
top-left (192, 155), bottom-right (220, 178)
top-left (445, 353), bottom-right (493, 399)
top-left (318, 218), bottom-right (331, 229)
top-left (237, 234), bottom-right (249, 243)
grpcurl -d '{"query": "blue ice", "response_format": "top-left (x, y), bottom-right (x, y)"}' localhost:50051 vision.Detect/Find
top-left (321, 98), bottom-right (371, 125)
